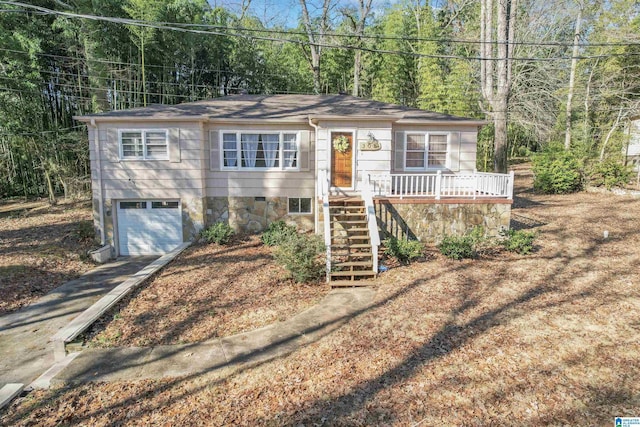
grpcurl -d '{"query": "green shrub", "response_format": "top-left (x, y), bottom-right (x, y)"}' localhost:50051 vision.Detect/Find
top-left (261, 220), bottom-right (297, 246)
top-left (501, 229), bottom-right (536, 254)
top-left (383, 236), bottom-right (423, 263)
top-left (76, 220), bottom-right (96, 242)
top-left (532, 147), bottom-right (583, 194)
top-left (437, 226), bottom-right (486, 260)
top-left (588, 159), bottom-right (632, 189)
top-left (274, 233), bottom-right (325, 283)
top-left (202, 222), bottom-right (235, 245)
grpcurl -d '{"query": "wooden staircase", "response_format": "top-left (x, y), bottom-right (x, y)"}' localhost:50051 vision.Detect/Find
top-left (328, 196), bottom-right (376, 285)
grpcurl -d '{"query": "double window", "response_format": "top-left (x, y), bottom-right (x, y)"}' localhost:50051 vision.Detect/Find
top-left (119, 130), bottom-right (168, 160)
top-left (404, 133), bottom-right (449, 170)
top-left (221, 132), bottom-right (299, 170)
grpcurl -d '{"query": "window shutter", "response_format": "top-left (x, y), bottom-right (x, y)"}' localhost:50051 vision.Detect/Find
top-left (169, 128), bottom-right (181, 163)
top-left (210, 130), bottom-right (220, 170)
top-left (299, 130), bottom-right (311, 171)
top-left (106, 128), bottom-right (119, 162)
top-left (448, 132), bottom-right (461, 171)
top-left (393, 131), bottom-right (404, 172)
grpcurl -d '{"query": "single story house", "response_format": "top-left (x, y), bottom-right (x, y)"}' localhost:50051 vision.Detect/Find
top-left (76, 95), bottom-right (513, 281)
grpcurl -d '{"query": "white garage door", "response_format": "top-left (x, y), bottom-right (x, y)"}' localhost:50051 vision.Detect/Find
top-left (117, 200), bottom-right (183, 256)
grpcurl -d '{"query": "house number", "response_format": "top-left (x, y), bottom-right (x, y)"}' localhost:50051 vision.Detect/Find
top-left (359, 139), bottom-right (381, 151)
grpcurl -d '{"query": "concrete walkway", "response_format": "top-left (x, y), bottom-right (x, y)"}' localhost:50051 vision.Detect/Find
top-left (52, 287), bottom-right (375, 385)
top-left (0, 257), bottom-right (157, 390)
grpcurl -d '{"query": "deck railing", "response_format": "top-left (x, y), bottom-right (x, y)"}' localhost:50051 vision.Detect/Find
top-left (369, 170), bottom-right (514, 200)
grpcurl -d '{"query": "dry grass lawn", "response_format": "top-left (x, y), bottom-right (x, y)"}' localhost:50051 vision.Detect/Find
top-left (2, 164), bottom-right (640, 426)
top-left (0, 199), bottom-right (96, 315)
top-left (85, 235), bottom-right (327, 346)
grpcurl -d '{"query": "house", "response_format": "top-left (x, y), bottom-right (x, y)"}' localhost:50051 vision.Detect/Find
top-left (76, 95), bottom-right (513, 281)
top-left (625, 116), bottom-right (640, 171)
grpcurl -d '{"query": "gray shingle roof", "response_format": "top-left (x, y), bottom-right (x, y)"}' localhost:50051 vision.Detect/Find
top-left (75, 94), bottom-right (483, 123)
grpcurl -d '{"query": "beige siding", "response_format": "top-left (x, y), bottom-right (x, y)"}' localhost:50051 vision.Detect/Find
top-left (392, 124), bottom-right (479, 173)
top-left (95, 122), bottom-right (205, 200)
top-left (206, 123), bottom-right (316, 199)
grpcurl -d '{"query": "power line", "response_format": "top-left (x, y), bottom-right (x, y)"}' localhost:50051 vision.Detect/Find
top-left (3, 0), bottom-right (639, 49)
top-left (2, 1), bottom-right (640, 62)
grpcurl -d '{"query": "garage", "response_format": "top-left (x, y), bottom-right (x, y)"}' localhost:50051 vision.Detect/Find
top-left (117, 200), bottom-right (183, 255)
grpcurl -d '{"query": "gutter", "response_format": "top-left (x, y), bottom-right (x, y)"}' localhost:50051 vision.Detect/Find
top-left (89, 119), bottom-right (106, 245)
top-left (308, 116), bottom-right (321, 235)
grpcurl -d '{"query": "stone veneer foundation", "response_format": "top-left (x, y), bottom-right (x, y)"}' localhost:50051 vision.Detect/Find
top-left (374, 198), bottom-right (512, 243)
top-left (206, 196), bottom-right (313, 233)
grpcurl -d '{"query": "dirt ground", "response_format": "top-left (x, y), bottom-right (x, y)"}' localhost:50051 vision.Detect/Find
top-left (84, 236), bottom-right (327, 347)
top-left (2, 165), bottom-right (640, 425)
top-left (0, 199), bottom-right (96, 315)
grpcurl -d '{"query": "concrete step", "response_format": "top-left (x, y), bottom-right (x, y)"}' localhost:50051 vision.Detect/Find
top-left (330, 280), bottom-right (374, 288)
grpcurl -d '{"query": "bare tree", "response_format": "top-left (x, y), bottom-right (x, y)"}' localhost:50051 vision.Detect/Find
top-left (564, 1), bottom-right (583, 150)
top-left (299, 0), bottom-right (333, 94)
top-left (480, 0), bottom-right (518, 173)
top-left (341, 0), bottom-right (373, 97)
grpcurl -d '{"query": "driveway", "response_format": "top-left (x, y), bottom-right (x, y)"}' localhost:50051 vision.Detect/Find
top-left (0, 257), bottom-right (157, 388)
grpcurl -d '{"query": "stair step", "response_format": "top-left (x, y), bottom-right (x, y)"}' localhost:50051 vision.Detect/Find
top-left (329, 206), bottom-right (365, 210)
top-left (332, 220), bottom-right (367, 225)
top-left (330, 280), bottom-right (373, 288)
top-left (330, 270), bottom-right (376, 277)
top-left (334, 261), bottom-right (373, 268)
top-left (346, 235), bottom-right (370, 240)
top-left (331, 243), bottom-right (371, 249)
top-left (331, 227), bottom-right (369, 232)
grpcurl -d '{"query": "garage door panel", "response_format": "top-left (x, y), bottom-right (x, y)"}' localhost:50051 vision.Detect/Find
top-left (117, 200), bottom-right (182, 256)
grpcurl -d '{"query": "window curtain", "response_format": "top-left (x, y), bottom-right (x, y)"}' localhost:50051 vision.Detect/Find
top-left (223, 135), bottom-right (237, 167)
top-left (242, 134), bottom-right (259, 168)
top-left (263, 134), bottom-right (279, 168)
top-left (283, 134), bottom-right (297, 168)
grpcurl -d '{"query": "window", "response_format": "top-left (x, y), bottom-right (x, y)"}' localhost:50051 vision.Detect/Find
top-left (120, 130), bottom-right (168, 160)
top-left (404, 133), bottom-right (449, 170)
top-left (288, 197), bottom-right (311, 214)
top-left (120, 201), bottom-right (147, 209)
top-left (151, 201), bottom-right (179, 209)
top-left (221, 132), bottom-right (299, 170)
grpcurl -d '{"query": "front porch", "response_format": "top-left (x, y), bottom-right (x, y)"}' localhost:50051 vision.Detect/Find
top-left (317, 170), bottom-right (514, 283)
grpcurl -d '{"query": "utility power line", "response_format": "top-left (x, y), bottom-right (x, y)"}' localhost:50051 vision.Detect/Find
top-left (1, 1), bottom-right (640, 62)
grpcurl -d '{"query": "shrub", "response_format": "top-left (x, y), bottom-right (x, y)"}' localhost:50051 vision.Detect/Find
top-left (76, 220), bottom-right (96, 242)
top-left (202, 222), bottom-right (235, 245)
top-left (261, 220), bottom-right (297, 246)
top-left (383, 236), bottom-right (423, 264)
top-left (437, 226), bottom-right (486, 260)
top-left (532, 147), bottom-right (583, 194)
top-left (588, 159), bottom-right (632, 190)
top-left (501, 229), bottom-right (536, 254)
top-left (274, 233), bottom-right (325, 283)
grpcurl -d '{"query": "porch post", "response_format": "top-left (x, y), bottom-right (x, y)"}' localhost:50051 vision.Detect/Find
top-left (435, 170), bottom-right (442, 200)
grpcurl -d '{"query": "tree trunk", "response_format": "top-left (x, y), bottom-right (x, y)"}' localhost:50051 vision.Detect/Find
top-left (564, 5), bottom-right (582, 150)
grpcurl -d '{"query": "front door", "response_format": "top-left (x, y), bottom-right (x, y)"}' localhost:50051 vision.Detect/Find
top-left (330, 132), bottom-right (353, 188)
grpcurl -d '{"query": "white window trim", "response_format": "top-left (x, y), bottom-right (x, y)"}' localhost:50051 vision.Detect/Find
top-left (118, 129), bottom-right (169, 161)
top-left (404, 132), bottom-right (450, 171)
top-left (219, 131), bottom-right (301, 171)
top-left (288, 197), bottom-right (312, 214)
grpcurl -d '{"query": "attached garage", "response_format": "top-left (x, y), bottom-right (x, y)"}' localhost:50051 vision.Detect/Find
top-left (116, 200), bottom-right (183, 255)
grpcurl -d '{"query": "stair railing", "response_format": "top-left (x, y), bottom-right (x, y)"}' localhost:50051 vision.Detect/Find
top-left (318, 169), bottom-right (332, 282)
top-left (361, 170), bottom-right (380, 276)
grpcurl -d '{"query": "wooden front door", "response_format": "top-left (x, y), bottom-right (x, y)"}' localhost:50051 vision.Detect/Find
top-left (331, 132), bottom-right (353, 188)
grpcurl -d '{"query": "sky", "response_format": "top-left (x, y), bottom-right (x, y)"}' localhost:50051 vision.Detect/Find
top-left (207, 0), bottom-right (395, 28)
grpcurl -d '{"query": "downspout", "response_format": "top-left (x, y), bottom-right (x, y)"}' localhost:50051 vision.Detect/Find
top-left (309, 116), bottom-right (320, 234)
top-left (90, 118), bottom-right (106, 245)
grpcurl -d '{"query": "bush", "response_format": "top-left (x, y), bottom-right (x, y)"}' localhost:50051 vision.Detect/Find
top-left (76, 220), bottom-right (96, 242)
top-left (274, 233), bottom-right (325, 283)
top-left (501, 229), bottom-right (536, 254)
top-left (261, 220), bottom-right (297, 246)
top-left (202, 222), bottom-right (235, 245)
top-left (532, 147), bottom-right (584, 194)
top-left (588, 159), bottom-right (632, 189)
top-left (383, 236), bottom-right (423, 264)
top-left (437, 226), bottom-right (486, 260)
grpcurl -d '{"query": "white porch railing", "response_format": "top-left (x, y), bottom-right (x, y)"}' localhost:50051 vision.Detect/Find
top-left (318, 169), bottom-right (332, 282)
top-left (369, 170), bottom-right (514, 200)
top-left (361, 171), bottom-right (380, 275)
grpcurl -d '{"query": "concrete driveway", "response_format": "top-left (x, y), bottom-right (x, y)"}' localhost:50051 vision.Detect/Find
top-left (0, 257), bottom-right (156, 389)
